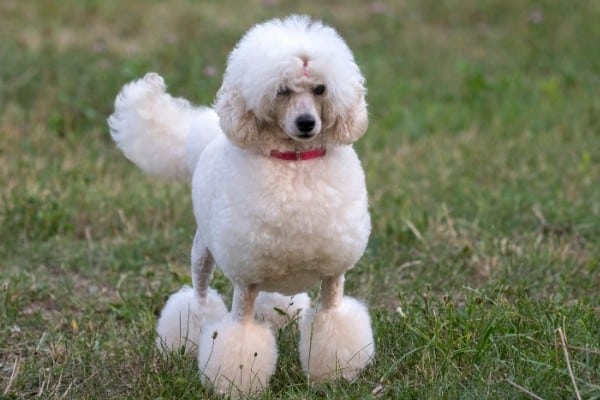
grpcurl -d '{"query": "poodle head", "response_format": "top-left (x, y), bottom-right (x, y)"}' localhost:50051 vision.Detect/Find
top-left (214, 15), bottom-right (368, 150)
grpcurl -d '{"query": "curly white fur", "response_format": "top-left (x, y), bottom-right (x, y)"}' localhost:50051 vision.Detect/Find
top-left (299, 297), bottom-right (375, 382)
top-left (155, 286), bottom-right (227, 354)
top-left (108, 73), bottom-right (221, 181)
top-left (254, 292), bottom-right (311, 330)
top-left (215, 15), bottom-right (367, 142)
top-left (198, 315), bottom-right (277, 397)
top-left (109, 15), bottom-right (374, 396)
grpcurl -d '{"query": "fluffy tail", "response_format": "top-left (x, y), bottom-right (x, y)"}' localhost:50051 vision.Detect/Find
top-left (108, 72), bottom-right (221, 182)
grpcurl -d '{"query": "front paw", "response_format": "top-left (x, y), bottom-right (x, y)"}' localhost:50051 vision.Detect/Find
top-left (198, 315), bottom-right (278, 397)
top-left (299, 296), bottom-right (375, 382)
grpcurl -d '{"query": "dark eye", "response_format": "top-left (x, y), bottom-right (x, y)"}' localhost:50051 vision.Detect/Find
top-left (277, 87), bottom-right (292, 96)
top-left (313, 84), bottom-right (326, 95)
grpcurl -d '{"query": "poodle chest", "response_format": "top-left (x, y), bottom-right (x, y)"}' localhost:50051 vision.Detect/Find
top-left (210, 203), bottom-right (370, 294)
top-left (192, 144), bottom-right (371, 294)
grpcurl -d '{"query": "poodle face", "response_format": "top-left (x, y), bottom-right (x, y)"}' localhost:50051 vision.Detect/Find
top-left (215, 16), bottom-right (368, 151)
top-left (273, 70), bottom-right (327, 142)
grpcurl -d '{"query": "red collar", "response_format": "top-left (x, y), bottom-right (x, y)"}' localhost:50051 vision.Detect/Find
top-left (270, 148), bottom-right (326, 161)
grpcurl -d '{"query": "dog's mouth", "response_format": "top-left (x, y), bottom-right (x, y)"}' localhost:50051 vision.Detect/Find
top-left (293, 132), bottom-right (318, 141)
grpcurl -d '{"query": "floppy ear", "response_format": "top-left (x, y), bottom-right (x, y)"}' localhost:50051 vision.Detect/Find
top-left (214, 87), bottom-right (260, 147)
top-left (328, 87), bottom-right (369, 145)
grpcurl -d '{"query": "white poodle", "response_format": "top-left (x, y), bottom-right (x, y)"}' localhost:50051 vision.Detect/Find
top-left (108, 15), bottom-right (374, 397)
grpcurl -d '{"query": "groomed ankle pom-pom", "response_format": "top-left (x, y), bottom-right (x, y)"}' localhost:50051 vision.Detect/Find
top-left (156, 286), bottom-right (227, 355)
top-left (299, 296), bottom-right (375, 382)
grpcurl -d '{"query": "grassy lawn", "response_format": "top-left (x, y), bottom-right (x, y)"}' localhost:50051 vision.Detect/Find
top-left (1, 0), bottom-right (598, 398)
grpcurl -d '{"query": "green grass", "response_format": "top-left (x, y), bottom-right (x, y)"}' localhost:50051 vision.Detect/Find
top-left (1, 0), bottom-right (598, 398)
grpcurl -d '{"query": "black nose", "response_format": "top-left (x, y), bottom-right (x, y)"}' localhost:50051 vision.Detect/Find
top-left (295, 114), bottom-right (316, 133)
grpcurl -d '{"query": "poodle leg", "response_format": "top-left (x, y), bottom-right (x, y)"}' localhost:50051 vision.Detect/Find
top-left (190, 229), bottom-right (216, 300)
top-left (254, 291), bottom-right (311, 330)
top-left (155, 230), bottom-right (226, 354)
top-left (198, 284), bottom-right (278, 398)
top-left (299, 274), bottom-right (375, 383)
